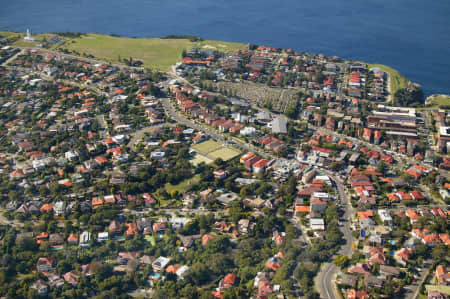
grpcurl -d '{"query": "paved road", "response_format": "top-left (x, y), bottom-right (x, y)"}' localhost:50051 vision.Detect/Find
top-left (404, 259), bottom-right (433, 299)
top-left (1, 49), bottom-right (24, 66)
top-left (0, 209), bottom-right (23, 228)
top-left (96, 114), bottom-right (108, 139)
top-left (315, 171), bottom-right (354, 299)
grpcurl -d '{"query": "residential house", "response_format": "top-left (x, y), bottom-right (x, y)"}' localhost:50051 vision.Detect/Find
top-left (98, 232), bottom-right (109, 242)
top-left (348, 263), bottom-right (370, 275)
top-left (394, 247), bottom-right (413, 266)
top-left (79, 231), bottom-right (91, 248)
top-left (32, 280), bottom-right (49, 296)
top-left (340, 274), bottom-right (358, 288)
top-left (238, 219), bottom-right (252, 234)
top-left (49, 233), bottom-right (64, 246)
top-left (109, 220), bottom-right (122, 235)
top-left (435, 265), bottom-right (450, 285)
top-left (347, 289), bottom-right (369, 299)
top-left (152, 256), bottom-right (170, 272)
top-left (310, 217), bottom-right (325, 231)
top-left (125, 222), bottom-right (138, 237)
top-left (202, 234), bottom-right (216, 246)
top-left (364, 273), bottom-right (383, 288)
top-left (219, 273), bottom-right (237, 290)
top-left (53, 201), bottom-right (66, 215)
top-left (183, 192), bottom-right (198, 208)
top-left (117, 252), bottom-right (139, 265)
top-left (37, 257), bottom-right (56, 272)
top-left (137, 218), bottom-right (152, 234)
top-left (310, 197), bottom-right (327, 212)
top-left (380, 265), bottom-right (401, 278)
top-left (63, 271), bottom-right (79, 286)
top-left (153, 219), bottom-right (168, 234)
top-left (67, 233), bottom-right (78, 245)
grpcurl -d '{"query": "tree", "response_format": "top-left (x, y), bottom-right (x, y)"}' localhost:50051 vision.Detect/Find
top-left (376, 160), bottom-right (386, 175)
top-left (394, 85), bottom-right (424, 107)
top-left (16, 236), bottom-right (37, 251)
top-left (432, 244), bottom-right (449, 262)
top-left (187, 263), bottom-right (211, 285)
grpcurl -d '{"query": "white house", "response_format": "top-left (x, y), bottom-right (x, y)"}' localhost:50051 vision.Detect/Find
top-left (112, 134), bottom-right (126, 144)
top-left (151, 151), bottom-right (165, 160)
top-left (79, 231), bottom-right (91, 248)
top-left (152, 256), bottom-right (170, 272)
top-left (169, 217), bottom-right (191, 230)
top-left (97, 232), bottom-right (109, 242)
top-left (378, 209), bottom-right (393, 225)
top-left (176, 265), bottom-right (189, 280)
top-left (310, 218), bottom-right (325, 230)
top-left (65, 151), bottom-right (78, 162)
top-left (53, 201), bottom-right (66, 216)
top-left (240, 127), bottom-right (257, 137)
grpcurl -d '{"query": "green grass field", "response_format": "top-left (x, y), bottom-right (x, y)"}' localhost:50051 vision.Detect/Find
top-left (61, 33), bottom-right (245, 71)
top-left (192, 139), bottom-right (223, 154)
top-left (191, 139), bottom-right (240, 162)
top-left (1, 31), bottom-right (246, 71)
top-left (209, 147), bottom-right (241, 161)
top-left (425, 285), bottom-right (450, 295)
top-left (190, 153), bottom-right (214, 166)
top-left (165, 174), bottom-right (201, 193)
top-left (425, 94), bottom-right (450, 108)
top-left (368, 63), bottom-right (409, 103)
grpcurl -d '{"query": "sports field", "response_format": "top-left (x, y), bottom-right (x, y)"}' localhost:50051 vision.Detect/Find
top-left (191, 139), bottom-right (222, 154)
top-left (209, 147), bottom-right (241, 161)
top-left (192, 139), bottom-right (241, 162)
top-left (61, 33), bottom-right (246, 71)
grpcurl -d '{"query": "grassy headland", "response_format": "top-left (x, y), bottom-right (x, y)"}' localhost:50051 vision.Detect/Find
top-left (0, 31), bottom-right (246, 71)
top-left (62, 33), bottom-right (245, 71)
top-left (425, 94), bottom-right (450, 109)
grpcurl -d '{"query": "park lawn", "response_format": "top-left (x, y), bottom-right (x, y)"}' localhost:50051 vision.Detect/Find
top-left (368, 63), bottom-right (409, 102)
top-left (62, 33), bottom-right (246, 71)
top-left (425, 94), bottom-right (450, 108)
top-left (165, 174), bottom-right (201, 194)
top-left (191, 139), bottom-right (222, 154)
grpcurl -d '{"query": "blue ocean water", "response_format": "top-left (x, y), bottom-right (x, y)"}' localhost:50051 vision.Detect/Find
top-left (0, 0), bottom-right (449, 96)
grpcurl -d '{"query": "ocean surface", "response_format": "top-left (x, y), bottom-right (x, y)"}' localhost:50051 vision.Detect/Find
top-left (1, 0), bottom-right (449, 96)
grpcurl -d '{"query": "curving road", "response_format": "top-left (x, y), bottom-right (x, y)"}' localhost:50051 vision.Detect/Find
top-left (315, 171), bottom-right (354, 299)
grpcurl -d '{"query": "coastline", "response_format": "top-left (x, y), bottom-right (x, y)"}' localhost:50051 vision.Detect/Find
top-left (2, 30), bottom-right (448, 101)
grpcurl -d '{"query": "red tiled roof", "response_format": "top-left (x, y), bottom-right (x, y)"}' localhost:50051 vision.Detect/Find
top-left (295, 206), bottom-right (310, 213)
